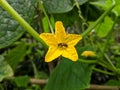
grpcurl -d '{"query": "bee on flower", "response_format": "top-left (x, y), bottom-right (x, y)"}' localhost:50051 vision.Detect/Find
top-left (39, 21), bottom-right (82, 62)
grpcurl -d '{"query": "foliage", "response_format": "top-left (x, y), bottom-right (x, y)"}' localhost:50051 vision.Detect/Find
top-left (45, 59), bottom-right (94, 90)
top-left (0, 55), bottom-right (13, 82)
top-left (0, 0), bottom-right (120, 90)
top-left (0, 0), bottom-right (36, 49)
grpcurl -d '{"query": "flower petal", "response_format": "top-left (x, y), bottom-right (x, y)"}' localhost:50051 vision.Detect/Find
top-left (62, 47), bottom-right (78, 61)
top-left (81, 51), bottom-right (96, 57)
top-left (40, 33), bottom-right (57, 46)
top-left (55, 21), bottom-right (66, 43)
top-left (65, 34), bottom-right (82, 46)
top-left (45, 47), bottom-right (62, 62)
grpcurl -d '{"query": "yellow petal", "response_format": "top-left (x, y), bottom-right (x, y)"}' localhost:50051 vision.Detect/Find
top-left (62, 47), bottom-right (78, 61)
top-left (65, 34), bottom-right (82, 46)
top-left (55, 21), bottom-right (66, 43)
top-left (45, 47), bottom-right (62, 62)
top-left (40, 33), bottom-right (57, 46)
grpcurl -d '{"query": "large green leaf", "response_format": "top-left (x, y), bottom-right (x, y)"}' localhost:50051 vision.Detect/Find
top-left (45, 58), bottom-right (94, 90)
top-left (0, 0), bottom-right (36, 49)
top-left (43, 0), bottom-right (74, 13)
top-left (43, 0), bottom-right (88, 13)
top-left (0, 55), bottom-right (13, 82)
top-left (4, 43), bottom-right (28, 71)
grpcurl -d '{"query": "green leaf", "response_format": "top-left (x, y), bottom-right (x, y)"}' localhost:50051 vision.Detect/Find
top-left (113, 5), bottom-right (120, 15)
top-left (0, 55), bottom-right (13, 82)
top-left (0, 0), bottom-right (36, 49)
top-left (50, 15), bottom-right (55, 30)
top-left (4, 43), bottom-right (27, 70)
top-left (54, 9), bottom-right (80, 26)
top-left (45, 58), bottom-right (94, 90)
top-left (106, 80), bottom-right (120, 86)
top-left (42, 17), bottom-right (49, 33)
top-left (37, 71), bottom-right (48, 79)
top-left (43, 0), bottom-right (74, 13)
top-left (95, 16), bottom-right (113, 38)
top-left (77, 0), bottom-right (88, 5)
top-left (42, 0), bottom-right (89, 13)
top-left (90, 0), bottom-right (120, 16)
top-left (90, 0), bottom-right (106, 7)
top-left (14, 75), bottom-right (30, 87)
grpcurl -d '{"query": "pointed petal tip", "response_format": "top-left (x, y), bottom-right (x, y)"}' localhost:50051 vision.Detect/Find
top-left (79, 35), bottom-right (82, 40)
top-left (45, 58), bottom-right (53, 62)
top-left (55, 21), bottom-right (64, 28)
top-left (55, 21), bottom-right (63, 24)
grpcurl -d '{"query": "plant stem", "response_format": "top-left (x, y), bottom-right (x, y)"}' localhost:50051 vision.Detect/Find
top-left (78, 58), bottom-right (97, 63)
top-left (93, 68), bottom-right (115, 76)
top-left (81, 0), bottom-right (115, 37)
top-left (98, 61), bottom-right (114, 71)
top-left (39, 0), bottom-right (54, 34)
top-left (30, 59), bottom-right (39, 78)
top-left (104, 53), bottom-right (117, 72)
top-left (0, 0), bottom-right (47, 47)
top-left (74, 0), bottom-right (86, 23)
top-left (97, 43), bottom-right (117, 72)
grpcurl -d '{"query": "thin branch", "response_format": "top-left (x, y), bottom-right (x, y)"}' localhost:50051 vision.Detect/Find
top-left (30, 78), bottom-right (48, 85)
top-left (87, 84), bottom-right (120, 90)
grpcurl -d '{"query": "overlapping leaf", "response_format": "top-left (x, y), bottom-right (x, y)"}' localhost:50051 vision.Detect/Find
top-left (45, 58), bottom-right (94, 90)
top-left (95, 16), bottom-right (113, 37)
top-left (4, 43), bottom-right (28, 71)
top-left (0, 0), bottom-right (36, 49)
top-left (0, 55), bottom-right (13, 82)
top-left (43, 0), bottom-right (88, 13)
top-left (90, 0), bottom-right (120, 16)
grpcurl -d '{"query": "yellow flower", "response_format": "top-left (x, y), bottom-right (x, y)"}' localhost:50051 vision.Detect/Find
top-left (40, 21), bottom-right (82, 62)
top-left (81, 51), bottom-right (95, 57)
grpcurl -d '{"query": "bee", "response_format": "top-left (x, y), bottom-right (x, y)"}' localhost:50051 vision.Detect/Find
top-left (58, 43), bottom-right (68, 48)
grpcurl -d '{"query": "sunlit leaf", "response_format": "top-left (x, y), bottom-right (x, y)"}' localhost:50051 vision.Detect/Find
top-left (95, 16), bottom-right (113, 38)
top-left (0, 55), bottom-right (13, 82)
top-left (42, 17), bottom-right (49, 33)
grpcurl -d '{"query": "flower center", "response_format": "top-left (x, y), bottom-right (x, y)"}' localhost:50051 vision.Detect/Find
top-left (58, 43), bottom-right (68, 49)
